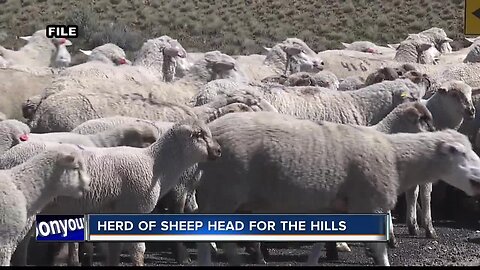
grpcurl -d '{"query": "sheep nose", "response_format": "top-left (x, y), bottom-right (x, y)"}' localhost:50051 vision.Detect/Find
top-left (465, 107), bottom-right (476, 119)
top-left (207, 143), bottom-right (222, 160)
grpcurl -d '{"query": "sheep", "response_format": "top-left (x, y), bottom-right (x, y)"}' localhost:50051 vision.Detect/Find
top-left (26, 89), bottom-right (275, 133)
top-left (49, 38), bottom-right (72, 68)
top-left (194, 77), bottom-right (427, 127)
top-left (4, 117), bottom-right (222, 266)
top-left (418, 27), bottom-right (453, 54)
top-left (194, 111), bottom-right (480, 266)
top-left (341, 41), bottom-right (387, 55)
top-left (337, 76), bottom-right (365, 91)
top-left (79, 43), bottom-right (131, 66)
top-left (235, 38), bottom-right (324, 82)
top-left (402, 80), bottom-right (476, 240)
top-left (23, 49), bottom-right (250, 116)
top-left (0, 29), bottom-right (56, 67)
top-left (463, 42), bottom-right (480, 63)
top-left (0, 112), bottom-right (6, 121)
top-left (394, 34), bottom-right (441, 64)
top-left (133, 35), bottom-right (190, 82)
top-left (237, 101), bottom-right (437, 262)
top-left (0, 145), bottom-right (91, 266)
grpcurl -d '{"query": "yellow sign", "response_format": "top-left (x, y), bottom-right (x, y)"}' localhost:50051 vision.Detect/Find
top-left (465, 0), bottom-right (480, 35)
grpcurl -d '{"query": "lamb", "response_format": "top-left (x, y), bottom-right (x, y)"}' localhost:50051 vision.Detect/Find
top-left (235, 38), bottom-right (324, 82)
top-left (133, 35), bottom-right (190, 82)
top-left (50, 38), bottom-right (72, 68)
top-left (0, 145), bottom-right (91, 266)
top-left (4, 118), bottom-right (222, 266)
top-left (26, 89), bottom-right (275, 133)
top-left (194, 111), bottom-right (480, 266)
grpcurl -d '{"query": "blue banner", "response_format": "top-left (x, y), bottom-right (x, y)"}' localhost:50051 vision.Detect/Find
top-left (36, 215), bottom-right (86, 242)
top-left (87, 214), bottom-right (389, 242)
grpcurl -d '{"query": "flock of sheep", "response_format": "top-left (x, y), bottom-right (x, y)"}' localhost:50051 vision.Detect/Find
top-left (1, 26), bottom-right (480, 266)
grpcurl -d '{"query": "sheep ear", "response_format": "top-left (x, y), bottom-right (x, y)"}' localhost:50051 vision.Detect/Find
top-left (263, 46), bottom-right (272, 52)
top-left (79, 49), bottom-right (92, 56)
top-left (19, 35), bottom-right (32, 42)
top-left (341, 42), bottom-right (350, 48)
top-left (387, 43), bottom-right (400, 50)
top-left (437, 87), bottom-right (447, 94)
top-left (472, 87), bottom-right (480, 96)
top-left (438, 142), bottom-right (465, 156)
top-left (465, 37), bottom-right (477, 43)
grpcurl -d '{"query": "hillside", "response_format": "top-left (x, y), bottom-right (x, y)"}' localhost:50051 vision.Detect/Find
top-left (0, 0), bottom-right (469, 55)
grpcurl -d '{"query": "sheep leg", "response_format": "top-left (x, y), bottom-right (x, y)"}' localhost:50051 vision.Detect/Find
top-left (125, 242), bottom-right (145, 266)
top-left (405, 185), bottom-right (420, 236)
top-left (243, 242), bottom-right (266, 264)
top-left (0, 245), bottom-right (13, 266)
top-left (11, 235), bottom-right (30, 266)
top-left (306, 243), bottom-right (323, 265)
top-left (223, 242), bottom-right (243, 266)
top-left (106, 243), bottom-right (123, 266)
top-left (325, 242), bottom-right (339, 260)
top-left (79, 243), bottom-right (94, 266)
top-left (365, 242), bottom-right (389, 266)
top-left (170, 193), bottom-right (191, 264)
top-left (387, 210), bottom-right (397, 248)
top-left (197, 242), bottom-right (213, 266)
top-left (419, 183), bottom-right (437, 239)
top-left (67, 243), bottom-right (81, 266)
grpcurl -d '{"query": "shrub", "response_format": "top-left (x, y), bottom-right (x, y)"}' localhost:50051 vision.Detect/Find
top-left (64, 4), bottom-right (101, 44)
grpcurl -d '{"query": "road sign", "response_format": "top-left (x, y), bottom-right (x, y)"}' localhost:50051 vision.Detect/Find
top-left (465, 0), bottom-right (480, 35)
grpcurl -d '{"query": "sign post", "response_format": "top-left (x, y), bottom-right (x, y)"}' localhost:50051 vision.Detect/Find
top-left (465, 0), bottom-right (480, 35)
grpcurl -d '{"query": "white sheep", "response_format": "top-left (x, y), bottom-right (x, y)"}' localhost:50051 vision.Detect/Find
top-left (133, 35), bottom-right (190, 82)
top-left (27, 123), bottom-right (158, 149)
top-left (194, 77), bottom-right (427, 127)
top-left (27, 89), bottom-right (274, 133)
top-left (0, 145), bottom-right (91, 266)
top-left (194, 111), bottom-right (480, 266)
top-left (5, 118), bottom-right (221, 266)
top-left (0, 29), bottom-right (56, 67)
top-left (394, 34), bottom-right (441, 65)
top-left (234, 38), bottom-right (324, 82)
top-left (79, 43), bottom-right (131, 66)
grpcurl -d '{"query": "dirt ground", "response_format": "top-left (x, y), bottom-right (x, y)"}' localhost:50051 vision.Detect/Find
top-left (93, 220), bottom-right (480, 266)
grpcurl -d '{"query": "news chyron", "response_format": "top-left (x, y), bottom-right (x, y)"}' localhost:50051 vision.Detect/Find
top-left (36, 215), bottom-right (86, 242)
top-left (45, 25), bottom-right (79, 39)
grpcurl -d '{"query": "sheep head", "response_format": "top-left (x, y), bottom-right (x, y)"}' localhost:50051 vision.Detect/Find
top-left (436, 81), bottom-right (476, 120)
top-left (53, 146), bottom-right (91, 198)
top-left (264, 37), bottom-right (324, 75)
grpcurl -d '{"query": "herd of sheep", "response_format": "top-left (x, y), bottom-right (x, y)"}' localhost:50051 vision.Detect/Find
top-left (1, 26), bottom-right (480, 266)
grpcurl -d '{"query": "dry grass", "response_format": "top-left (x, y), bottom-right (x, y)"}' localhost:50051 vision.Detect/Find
top-left (0, 0), bottom-right (467, 55)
